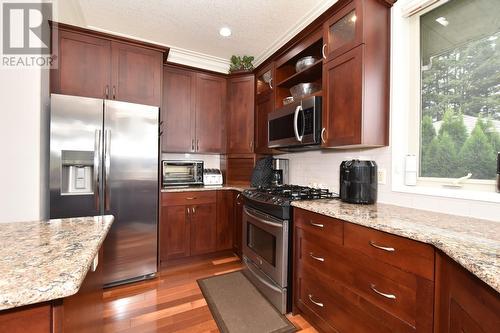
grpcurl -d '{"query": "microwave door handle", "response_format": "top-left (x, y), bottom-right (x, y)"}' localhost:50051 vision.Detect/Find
top-left (300, 107), bottom-right (306, 138)
top-left (293, 105), bottom-right (303, 142)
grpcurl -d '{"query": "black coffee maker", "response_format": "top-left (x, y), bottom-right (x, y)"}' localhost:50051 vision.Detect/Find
top-left (340, 160), bottom-right (378, 204)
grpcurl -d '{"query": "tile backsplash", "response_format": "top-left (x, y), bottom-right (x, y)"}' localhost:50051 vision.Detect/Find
top-left (279, 148), bottom-right (499, 222)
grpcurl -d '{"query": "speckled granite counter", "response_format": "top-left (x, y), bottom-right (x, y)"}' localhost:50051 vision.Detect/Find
top-left (291, 200), bottom-right (500, 293)
top-left (0, 215), bottom-right (114, 311)
top-left (161, 185), bottom-right (247, 193)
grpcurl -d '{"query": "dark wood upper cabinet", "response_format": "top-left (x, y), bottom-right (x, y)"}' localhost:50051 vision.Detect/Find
top-left (161, 66), bottom-right (196, 152)
top-left (227, 75), bottom-right (255, 154)
top-left (322, 46), bottom-right (363, 147)
top-left (321, 0), bottom-right (389, 148)
top-left (195, 73), bottom-right (226, 153)
top-left (435, 253), bottom-right (500, 333)
top-left (161, 67), bottom-right (226, 154)
top-left (51, 23), bottom-right (167, 107)
top-left (111, 41), bottom-right (163, 106)
top-left (190, 203), bottom-right (217, 256)
top-left (52, 30), bottom-right (111, 99)
top-left (322, 0), bottom-right (363, 62)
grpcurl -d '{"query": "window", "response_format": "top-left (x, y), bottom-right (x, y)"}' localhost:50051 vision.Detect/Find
top-left (409, 0), bottom-right (499, 192)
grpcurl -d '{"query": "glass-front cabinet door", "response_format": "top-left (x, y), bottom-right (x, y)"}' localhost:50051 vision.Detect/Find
top-left (323, 0), bottom-right (363, 62)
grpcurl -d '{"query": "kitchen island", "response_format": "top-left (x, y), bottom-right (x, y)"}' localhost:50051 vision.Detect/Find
top-left (0, 215), bottom-right (114, 332)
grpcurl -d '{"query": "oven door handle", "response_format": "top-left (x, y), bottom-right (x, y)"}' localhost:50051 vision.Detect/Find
top-left (293, 105), bottom-right (303, 142)
top-left (245, 258), bottom-right (282, 293)
top-left (244, 207), bottom-right (283, 229)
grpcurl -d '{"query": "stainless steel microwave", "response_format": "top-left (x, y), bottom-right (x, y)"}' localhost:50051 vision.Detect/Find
top-left (268, 96), bottom-right (322, 149)
top-left (162, 160), bottom-right (204, 187)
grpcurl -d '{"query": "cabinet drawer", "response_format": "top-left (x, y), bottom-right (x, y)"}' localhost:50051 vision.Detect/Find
top-left (295, 227), bottom-right (341, 276)
top-left (296, 266), bottom-right (416, 333)
top-left (161, 191), bottom-right (216, 206)
top-left (344, 222), bottom-right (434, 280)
top-left (294, 209), bottom-right (343, 245)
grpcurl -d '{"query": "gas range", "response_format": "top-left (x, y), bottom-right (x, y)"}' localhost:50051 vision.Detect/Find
top-left (242, 185), bottom-right (336, 220)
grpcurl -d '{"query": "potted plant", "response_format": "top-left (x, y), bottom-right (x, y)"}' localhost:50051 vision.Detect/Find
top-left (229, 55), bottom-right (254, 73)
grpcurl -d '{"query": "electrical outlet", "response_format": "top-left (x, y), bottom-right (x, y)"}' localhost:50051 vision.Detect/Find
top-left (378, 168), bottom-right (387, 185)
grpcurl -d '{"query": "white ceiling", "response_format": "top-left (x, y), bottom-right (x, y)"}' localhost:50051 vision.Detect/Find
top-left (56, 0), bottom-right (337, 72)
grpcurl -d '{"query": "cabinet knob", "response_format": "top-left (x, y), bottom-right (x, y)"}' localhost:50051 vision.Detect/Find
top-left (196, 139), bottom-right (200, 151)
top-left (192, 206), bottom-right (196, 214)
top-left (104, 85), bottom-right (109, 99)
top-left (321, 128), bottom-right (327, 144)
top-left (191, 139), bottom-right (195, 151)
top-left (322, 44), bottom-right (327, 59)
top-left (308, 294), bottom-right (324, 307)
top-left (369, 241), bottom-right (395, 252)
top-left (112, 86), bottom-right (116, 100)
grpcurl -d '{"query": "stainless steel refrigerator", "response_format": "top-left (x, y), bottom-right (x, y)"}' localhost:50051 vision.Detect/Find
top-left (49, 94), bottom-right (159, 287)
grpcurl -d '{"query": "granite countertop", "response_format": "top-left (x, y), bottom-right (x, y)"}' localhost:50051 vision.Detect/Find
top-left (291, 200), bottom-right (500, 293)
top-left (0, 215), bottom-right (114, 311)
top-left (161, 185), bottom-right (248, 193)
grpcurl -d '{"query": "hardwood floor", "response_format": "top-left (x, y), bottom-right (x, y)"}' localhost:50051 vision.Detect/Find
top-left (103, 253), bottom-right (317, 333)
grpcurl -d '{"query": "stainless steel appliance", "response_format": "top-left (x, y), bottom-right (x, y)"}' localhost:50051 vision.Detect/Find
top-left (268, 96), bottom-right (322, 149)
top-left (162, 160), bottom-right (204, 187)
top-left (340, 160), bottom-right (378, 204)
top-left (203, 168), bottom-right (223, 186)
top-left (50, 94), bottom-right (159, 287)
top-left (242, 185), bottom-right (335, 313)
top-left (271, 159), bottom-right (289, 185)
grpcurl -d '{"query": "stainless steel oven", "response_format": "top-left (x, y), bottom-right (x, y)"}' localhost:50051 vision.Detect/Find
top-left (268, 96), bottom-right (322, 149)
top-left (162, 160), bottom-right (204, 187)
top-left (242, 205), bottom-right (289, 313)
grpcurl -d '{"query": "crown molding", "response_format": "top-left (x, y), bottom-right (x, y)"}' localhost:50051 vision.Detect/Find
top-left (167, 47), bottom-right (230, 74)
top-left (253, 0), bottom-right (338, 66)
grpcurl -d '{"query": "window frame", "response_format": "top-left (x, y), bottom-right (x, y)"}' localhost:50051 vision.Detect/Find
top-left (390, 0), bottom-right (499, 203)
top-left (408, 0), bottom-right (497, 192)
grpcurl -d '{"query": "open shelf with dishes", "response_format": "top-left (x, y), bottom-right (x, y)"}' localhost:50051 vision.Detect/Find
top-left (274, 29), bottom-right (324, 108)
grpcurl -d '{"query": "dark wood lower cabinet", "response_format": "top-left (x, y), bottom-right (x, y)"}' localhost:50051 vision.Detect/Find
top-left (233, 191), bottom-right (244, 257)
top-left (0, 247), bottom-right (103, 333)
top-left (190, 203), bottom-right (217, 256)
top-left (434, 253), bottom-right (500, 333)
top-left (160, 190), bottom-right (241, 266)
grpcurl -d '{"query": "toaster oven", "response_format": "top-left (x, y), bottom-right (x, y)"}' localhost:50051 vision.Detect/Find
top-left (162, 160), bottom-right (204, 187)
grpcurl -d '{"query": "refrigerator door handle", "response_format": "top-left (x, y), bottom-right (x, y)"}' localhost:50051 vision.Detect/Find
top-left (94, 129), bottom-right (102, 211)
top-left (104, 129), bottom-right (111, 211)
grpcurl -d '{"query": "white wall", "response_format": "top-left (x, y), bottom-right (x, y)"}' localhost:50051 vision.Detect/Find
top-left (0, 67), bottom-right (49, 222)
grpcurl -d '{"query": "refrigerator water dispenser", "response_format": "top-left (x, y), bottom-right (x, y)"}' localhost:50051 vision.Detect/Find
top-left (61, 150), bottom-right (94, 195)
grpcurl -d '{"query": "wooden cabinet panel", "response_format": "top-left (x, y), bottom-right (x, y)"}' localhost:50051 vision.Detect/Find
top-left (435, 253), bottom-right (500, 333)
top-left (195, 73), bottom-right (226, 153)
top-left (255, 93), bottom-right (274, 154)
top-left (62, 246), bottom-right (104, 333)
top-left (344, 222), bottom-right (435, 280)
top-left (233, 191), bottom-right (244, 257)
top-left (227, 75), bottom-right (255, 153)
top-left (160, 205), bottom-right (190, 261)
top-left (294, 209), bottom-right (343, 245)
top-left (52, 30), bottom-right (111, 99)
top-left (111, 41), bottom-right (163, 106)
top-left (161, 191), bottom-right (216, 207)
top-left (322, 46), bottom-right (363, 147)
top-left (223, 157), bottom-right (255, 185)
top-left (322, 0), bottom-right (363, 62)
top-left (190, 204), bottom-right (217, 256)
top-left (0, 303), bottom-right (51, 333)
top-left (161, 66), bottom-right (195, 152)
top-left (216, 191), bottom-right (234, 251)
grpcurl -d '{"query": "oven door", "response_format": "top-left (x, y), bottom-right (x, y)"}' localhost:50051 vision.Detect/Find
top-left (242, 206), bottom-right (288, 287)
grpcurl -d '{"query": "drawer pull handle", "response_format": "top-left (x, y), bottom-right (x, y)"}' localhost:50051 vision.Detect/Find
top-left (186, 197), bottom-right (197, 200)
top-left (308, 294), bottom-right (324, 307)
top-left (309, 252), bottom-right (325, 262)
top-left (370, 284), bottom-right (396, 300)
top-left (369, 241), bottom-right (395, 252)
top-left (309, 221), bottom-right (324, 228)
